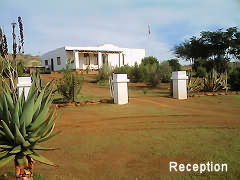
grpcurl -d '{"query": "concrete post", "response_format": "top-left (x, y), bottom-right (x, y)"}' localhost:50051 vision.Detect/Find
top-left (17, 77), bottom-right (32, 100)
top-left (171, 71), bottom-right (188, 100)
top-left (98, 52), bottom-right (102, 68)
top-left (112, 74), bottom-right (130, 104)
top-left (73, 50), bottom-right (80, 69)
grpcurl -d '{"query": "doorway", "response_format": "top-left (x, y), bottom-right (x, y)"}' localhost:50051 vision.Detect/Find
top-left (51, 58), bottom-right (54, 71)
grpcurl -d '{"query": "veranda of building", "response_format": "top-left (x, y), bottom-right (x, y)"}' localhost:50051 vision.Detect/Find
top-left (41, 44), bottom-right (145, 71)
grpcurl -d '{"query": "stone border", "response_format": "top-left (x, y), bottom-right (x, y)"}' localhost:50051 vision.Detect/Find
top-left (188, 91), bottom-right (239, 97)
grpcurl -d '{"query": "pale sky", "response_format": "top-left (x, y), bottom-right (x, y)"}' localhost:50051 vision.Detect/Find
top-left (1, 0), bottom-right (240, 64)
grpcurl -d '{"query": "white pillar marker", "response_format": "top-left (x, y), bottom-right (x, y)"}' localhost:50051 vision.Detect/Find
top-left (17, 77), bottom-right (32, 100)
top-left (171, 71), bottom-right (188, 100)
top-left (98, 52), bottom-right (102, 68)
top-left (74, 50), bottom-right (80, 69)
top-left (112, 74), bottom-right (130, 104)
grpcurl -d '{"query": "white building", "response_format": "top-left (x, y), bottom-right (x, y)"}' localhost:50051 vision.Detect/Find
top-left (40, 44), bottom-right (145, 71)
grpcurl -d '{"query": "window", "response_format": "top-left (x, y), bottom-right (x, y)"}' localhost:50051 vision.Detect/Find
top-left (84, 53), bottom-right (90, 65)
top-left (44, 60), bottom-right (48, 66)
top-left (57, 57), bottom-right (61, 65)
top-left (94, 54), bottom-right (98, 65)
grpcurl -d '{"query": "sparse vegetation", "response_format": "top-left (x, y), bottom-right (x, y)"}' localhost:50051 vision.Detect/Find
top-left (57, 65), bottom-right (84, 102)
top-left (229, 67), bottom-right (240, 91)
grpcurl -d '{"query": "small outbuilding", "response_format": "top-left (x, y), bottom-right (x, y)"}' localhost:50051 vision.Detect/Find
top-left (40, 44), bottom-right (145, 71)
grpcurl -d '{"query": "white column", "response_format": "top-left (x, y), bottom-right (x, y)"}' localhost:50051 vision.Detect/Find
top-left (74, 50), bottom-right (80, 69)
top-left (171, 71), bottom-right (188, 100)
top-left (98, 52), bottom-right (102, 68)
top-left (17, 77), bottom-right (32, 100)
top-left (119, 52), bottom-right (123, 67)
top-left (112, 74), bottom-right (130, 104)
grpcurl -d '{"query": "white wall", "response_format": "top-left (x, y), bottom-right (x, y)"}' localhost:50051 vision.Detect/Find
top-left (108, 53), bottom-right (120, 67)
top-left (122, 48), bottom-right (145, 66)
top-left (41, 47), bottom-right (67, 71)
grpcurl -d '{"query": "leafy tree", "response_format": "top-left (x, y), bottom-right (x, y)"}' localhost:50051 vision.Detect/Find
top-left (130, 63), bottom-right (145, 82)
top-left (144, 63), bottom-right (161, 87)
top-left (174, 27), bottom-right (240, 74)
top-left (168, 59), bottom-right (181, 71)
top-left (141, 56), bottom-right (159, 66)
top-left (159, 61), bottom-right (172, 83)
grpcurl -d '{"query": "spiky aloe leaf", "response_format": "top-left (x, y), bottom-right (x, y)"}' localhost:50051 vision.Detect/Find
top-left (2, 97), bottom-right (10, 126)
top-left (23, 141), bottom-right (31, 148)
top-left (14, 124), bottom-right (26, 145)
top-left (29, 109), bottom-right (59, 139)
top-left (23, 149), bottom-right (33, 156)
top-left (33, 87), bottom-right (46, 115)
top-left (0, 154), bottom-right (15, 168)
top-left (1, 120), bottom-right (14, 141)
top-left (12, 100), bottom-right (20, 128)
top-left (38, 131), bottom-right (61, 143)
top-left (20, 121), bottom-right (26, 137)
top-left (9, 145), bottom-right (21, 154)
top-left (28, 101), bottom-right (52, 132)
top-left (0, 145), bottom-right (12, 149)
top-left (0, 150), bottom-right (9, 158)
top-left (0, 129), bottom-right (6, 137)
top-left (19, 90), bottom-right (35, 127)
top-left (29, 152), bottom-right (56, 166)
top-left (18, 90), bottom-right (25, 116)
top-left (28, 136), bottom-right (41, 144)
top-left (3, 88), bottom-right (14, 112)
top-left (32, 145), bottom-right (56, 151)
top-left (40, 112), bottom-right (61, 137)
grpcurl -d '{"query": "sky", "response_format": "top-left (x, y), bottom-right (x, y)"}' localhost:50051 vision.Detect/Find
top-left (1, 0), bottom-right (240, 64)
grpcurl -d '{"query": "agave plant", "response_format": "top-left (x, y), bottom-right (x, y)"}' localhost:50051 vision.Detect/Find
top-left (0, 80), bottom-right (60, 179)
top-left (203, 70), bottom-right (229, 92)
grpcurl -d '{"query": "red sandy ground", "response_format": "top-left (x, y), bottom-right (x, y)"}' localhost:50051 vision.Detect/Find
top-left (1, 73), bottom-right (239, 179)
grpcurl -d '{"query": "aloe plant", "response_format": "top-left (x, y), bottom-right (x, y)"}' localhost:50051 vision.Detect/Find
top-left (0, 80), bottom-right (60, 179)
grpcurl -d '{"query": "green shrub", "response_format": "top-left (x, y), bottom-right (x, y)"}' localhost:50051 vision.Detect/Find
top-left (144, 63), bottom-right (161, 87)
top-left (17, 62), bottom-right (25, 76)
top-left (229, 67), bottom-right (240, 91)
top-left (96, 64), bottom-right (113, 81)
top-left (113, 65), bottom-right (132, 75)
top-left (141, 56), bottom-right (159, 66)
top-left (57, 66), bottom-right (84, 102)
top-left (130, 63), bottom-right (145, 82)
top-left (158, 61), bottom-right (172, 83)
top-left (168, 58), bottom-right (181, 71)
top-left (196, 66), bottom-right (207, 77)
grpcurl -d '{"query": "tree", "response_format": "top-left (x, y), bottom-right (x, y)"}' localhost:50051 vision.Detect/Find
top-left (168, 59), bottom-right (181, 71)
top-left (174, 27), bottom-right (240, 74)
top-left (141, 56), bottom-right (159, 66)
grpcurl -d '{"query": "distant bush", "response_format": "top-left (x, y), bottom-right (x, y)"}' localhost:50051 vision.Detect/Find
top-left (158, 61), bottom-right (172, 83)
top-left (229, 67), bottom-right (240, 91)
top-left (130, 63), bottom-right (145, 83)
top-left (113, 65), bottom-right (132, 75)
top-left (144, 63), bottom-right (161, 87)
top-left (96, 64), bottom-right (113, 81)
top-left (141, 56), bottom-right (159, 66)
top-left (17, 62), bottom-right (25, 76)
